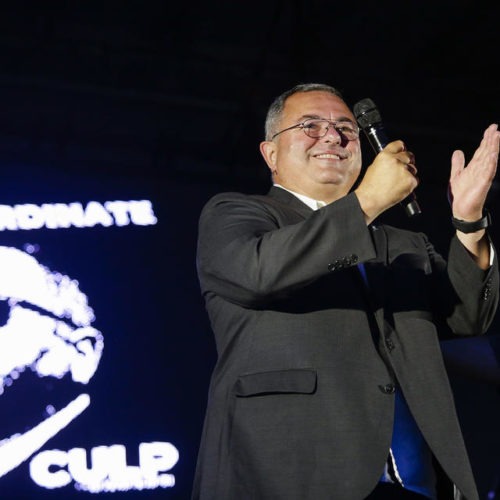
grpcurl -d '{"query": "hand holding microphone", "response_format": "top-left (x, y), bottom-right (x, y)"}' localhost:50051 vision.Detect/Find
top-left (353, 98), bottom-right (421, 219)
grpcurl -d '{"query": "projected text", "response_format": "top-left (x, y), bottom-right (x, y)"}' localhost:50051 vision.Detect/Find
top-left (0, 200), bottom-right (158, 231)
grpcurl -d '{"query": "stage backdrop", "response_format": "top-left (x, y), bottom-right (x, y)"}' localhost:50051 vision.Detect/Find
top-left (0, 164), bottom-right (219, 499)
top-left (1, 162), bottom-right (499, 500)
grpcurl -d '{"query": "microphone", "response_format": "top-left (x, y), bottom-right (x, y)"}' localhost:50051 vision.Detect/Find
top-left (353, 98), bottom-right (421, 217)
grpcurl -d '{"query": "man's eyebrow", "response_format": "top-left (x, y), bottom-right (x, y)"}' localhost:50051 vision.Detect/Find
top-left (297, 114), bottom-right (356, 123)
top-left (298, 114), bottom-right (321, 120)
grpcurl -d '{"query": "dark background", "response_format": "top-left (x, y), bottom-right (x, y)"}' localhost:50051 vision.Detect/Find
top-left (0, 1), bottom-right (499, 498)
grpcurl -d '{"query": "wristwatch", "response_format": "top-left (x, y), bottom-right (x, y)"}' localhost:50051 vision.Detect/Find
top-left (451, 209), bottom-right (492, 233)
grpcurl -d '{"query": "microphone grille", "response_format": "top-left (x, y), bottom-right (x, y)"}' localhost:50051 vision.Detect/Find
top-left (353, 98), bottom-right (382, 129)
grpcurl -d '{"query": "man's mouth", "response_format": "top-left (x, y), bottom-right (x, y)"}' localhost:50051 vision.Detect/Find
top-left (315, 153), bottom-right (341, 159)
top-left (313, 151), bottom-right (348, 160)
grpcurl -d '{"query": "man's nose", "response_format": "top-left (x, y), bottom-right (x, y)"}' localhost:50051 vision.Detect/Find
top-left (322, 124), bottom-right (342, 144)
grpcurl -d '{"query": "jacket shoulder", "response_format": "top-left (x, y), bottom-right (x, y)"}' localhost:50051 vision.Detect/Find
top-left (201, 190), bottom-right (304, 218)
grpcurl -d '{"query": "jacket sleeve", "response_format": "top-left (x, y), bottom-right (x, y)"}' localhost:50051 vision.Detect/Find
top-left (197, 191), bottom-right (375, 307)
top-left (442, 234), bottom-right (499, 336)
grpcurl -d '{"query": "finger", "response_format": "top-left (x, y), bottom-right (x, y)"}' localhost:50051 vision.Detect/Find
top-left (384, 140), bottom-right (406, 153)
top-left (406, 163), bottom-right (418, 177)
top-left (484, 123), bottom-right (499, 149)
top-left (396, 151), bottom-right (415, 168)
top-left (470, 124), bottom-right (499, 166)
top-left (485, 125), bottom-right (500, 162)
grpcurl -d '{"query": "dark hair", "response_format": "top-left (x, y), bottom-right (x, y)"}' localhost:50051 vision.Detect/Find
top-left (264, 83), bottom-right (345, 141)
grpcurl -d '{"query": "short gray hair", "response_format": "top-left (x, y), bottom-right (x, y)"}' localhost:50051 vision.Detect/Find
top-left (264, 83), bottom-right (345, 141)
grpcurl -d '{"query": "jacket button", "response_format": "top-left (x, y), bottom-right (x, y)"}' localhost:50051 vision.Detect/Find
top-left (379, 383), bottom-right (395, 394)
top-left (385, 339), bottom-right (395, 352)
top-left (328, 260), bottom-right (342, 271)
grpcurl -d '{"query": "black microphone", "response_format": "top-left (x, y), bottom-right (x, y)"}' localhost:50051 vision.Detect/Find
top-left (353, 98), bottom-right (421, 217)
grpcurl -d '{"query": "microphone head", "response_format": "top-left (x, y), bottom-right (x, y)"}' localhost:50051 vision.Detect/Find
top-left (353, 98), bottom-right (382, 129)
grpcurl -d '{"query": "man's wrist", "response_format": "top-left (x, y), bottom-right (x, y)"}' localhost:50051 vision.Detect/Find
top-left (452, 209), bottom-right (492, 233)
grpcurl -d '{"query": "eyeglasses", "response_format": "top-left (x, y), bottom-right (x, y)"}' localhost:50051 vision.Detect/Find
top-left (271, 118), bottom-right (360, 141)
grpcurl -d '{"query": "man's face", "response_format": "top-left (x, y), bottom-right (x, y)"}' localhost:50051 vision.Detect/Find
top-left (260, 91), bottom-right (362, 203)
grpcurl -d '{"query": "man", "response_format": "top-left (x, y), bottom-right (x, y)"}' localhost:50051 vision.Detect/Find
top-left (192, 83), bottom-right (500, 499)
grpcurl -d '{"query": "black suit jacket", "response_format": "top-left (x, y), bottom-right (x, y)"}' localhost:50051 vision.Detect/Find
top-left (193, 187), bottom-right (499, 500)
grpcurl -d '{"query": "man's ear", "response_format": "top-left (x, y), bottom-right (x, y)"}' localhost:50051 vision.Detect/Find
top-left (259, 140), bottom-right (277, 174)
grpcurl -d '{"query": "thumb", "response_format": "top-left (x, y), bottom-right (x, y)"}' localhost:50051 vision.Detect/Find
top-left (450, 149), bottom-right (465, 181)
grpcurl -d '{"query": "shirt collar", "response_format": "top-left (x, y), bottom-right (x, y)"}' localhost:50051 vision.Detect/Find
top-left (274, 184), bottom-right (326, 211)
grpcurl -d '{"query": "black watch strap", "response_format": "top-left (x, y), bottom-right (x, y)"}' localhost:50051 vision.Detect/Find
top-left (451, 209), bottom-right (492, 233)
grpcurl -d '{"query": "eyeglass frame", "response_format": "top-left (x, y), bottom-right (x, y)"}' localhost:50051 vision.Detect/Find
top-left (270, 117), bottom-right (360, 142)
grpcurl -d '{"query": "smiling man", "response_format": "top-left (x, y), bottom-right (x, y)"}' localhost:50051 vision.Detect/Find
top-left (260, 90), bottom-right (364, 202)
top-left (192, 83), bottom-right (500, 500)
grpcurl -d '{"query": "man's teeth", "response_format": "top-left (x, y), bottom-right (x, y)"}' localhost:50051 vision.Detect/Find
top-left (316, 153), bottom-right (340, 159)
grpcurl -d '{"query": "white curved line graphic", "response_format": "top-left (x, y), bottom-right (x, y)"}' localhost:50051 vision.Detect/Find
top-left (0, 393), bottom-right (90, 477)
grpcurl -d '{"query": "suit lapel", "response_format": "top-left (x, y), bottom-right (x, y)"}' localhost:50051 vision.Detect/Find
top-left (364, 225), bottom-right (388, 312)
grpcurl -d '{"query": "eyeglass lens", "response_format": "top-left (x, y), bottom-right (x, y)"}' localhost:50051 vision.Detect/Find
top-left (303, 119), bottom-right (358, 140)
